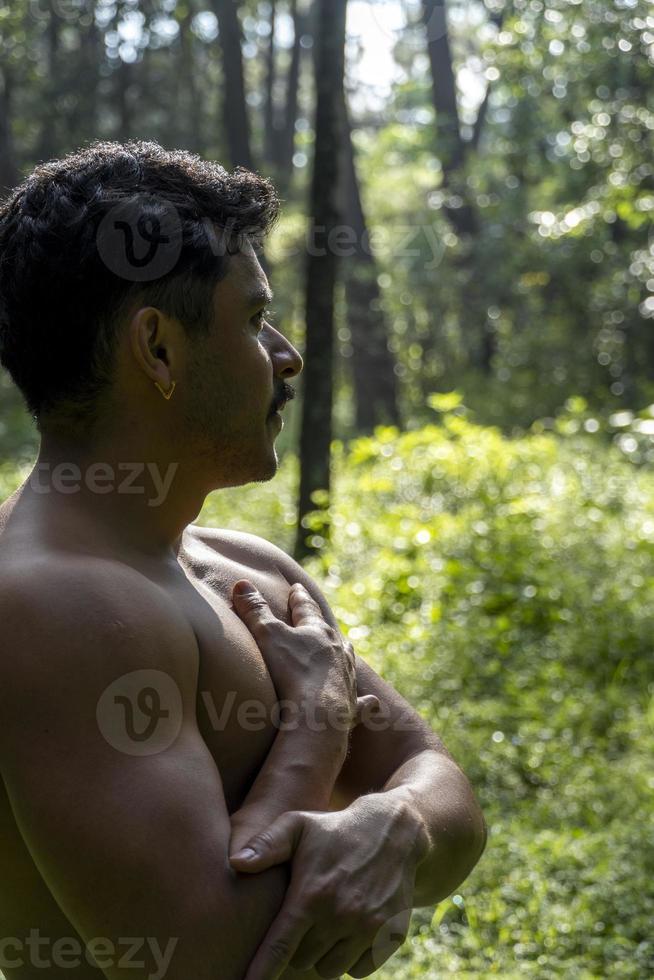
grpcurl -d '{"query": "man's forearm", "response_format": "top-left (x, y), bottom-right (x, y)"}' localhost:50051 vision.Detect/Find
top-left (229, 716), bottom-right (347, 852)
top-left (379, 748), bottom-right (487, 907)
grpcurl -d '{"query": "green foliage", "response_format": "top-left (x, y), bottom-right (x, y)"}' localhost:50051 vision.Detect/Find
top-left (198, 406), bottom-right (654, 977)
top-left (198, 451), bottom-right (299, 553)
top-left (351, 0), bottom-right (654, 429)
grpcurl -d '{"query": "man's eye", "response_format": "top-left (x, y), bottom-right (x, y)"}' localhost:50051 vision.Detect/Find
top-left (253, 308), bottom-right (273, 331)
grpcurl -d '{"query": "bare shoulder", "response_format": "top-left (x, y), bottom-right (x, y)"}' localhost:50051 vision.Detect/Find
top-left (190, 524), bottom-right (296, 571)
top-left (0, 551), bottom-right (186, 642)
top-left (189, 524), bottom-right (341, 628)
top-left (0, 552), bottom-right (199, 757)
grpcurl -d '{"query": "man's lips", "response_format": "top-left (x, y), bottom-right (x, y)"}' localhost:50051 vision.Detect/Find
top-left (269, 400), bottom-right (287, 417)
top-left (268, 384), bottom-right (296, 418)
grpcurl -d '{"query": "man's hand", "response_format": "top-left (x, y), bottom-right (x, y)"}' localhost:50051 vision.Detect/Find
top-left (229, 580), bottom-right (379, 858)
top-left (229, 793), bottom-right (430, 980)
top-left (232, 579), bottom-right (378, 732)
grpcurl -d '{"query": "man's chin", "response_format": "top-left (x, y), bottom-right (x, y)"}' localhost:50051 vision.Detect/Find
top-left (257, 446), bottom-right (280, 483)
top-left (200, 443), bottom-right (278, 491)
top-left (234, 447), bottom-right (279, 488)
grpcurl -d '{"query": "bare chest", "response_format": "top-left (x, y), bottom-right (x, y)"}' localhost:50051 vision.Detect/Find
top-left (170, 539), bottom-right (295, 812)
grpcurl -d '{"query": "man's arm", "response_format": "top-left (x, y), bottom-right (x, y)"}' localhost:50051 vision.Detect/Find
top-left (227, 580), bottom-right (368, 857)
top-left (377, 751), bottom-right (487, 906)
top-left (212, 529), bottom-right (487, 906)
top-left (0, 558), bottom-right (327, 980)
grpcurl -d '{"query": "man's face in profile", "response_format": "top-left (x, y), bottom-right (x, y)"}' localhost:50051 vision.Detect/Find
top-left (180, 239), bottom-right (302, 490)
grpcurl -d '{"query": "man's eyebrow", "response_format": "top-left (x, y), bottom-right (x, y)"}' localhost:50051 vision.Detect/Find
top-left (246, 286), bottom-right (274, 308)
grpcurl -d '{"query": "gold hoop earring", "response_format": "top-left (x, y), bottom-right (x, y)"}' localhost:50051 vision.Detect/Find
top-left (154, 380), bottom-right (176, 401)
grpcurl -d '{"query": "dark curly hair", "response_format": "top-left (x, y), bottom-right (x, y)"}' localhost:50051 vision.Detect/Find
top-left (0, 140), bottom-right (279, 426)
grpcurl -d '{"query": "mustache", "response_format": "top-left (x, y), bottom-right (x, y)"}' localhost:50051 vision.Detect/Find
top-left (270, 382), bottom-right (296, 415)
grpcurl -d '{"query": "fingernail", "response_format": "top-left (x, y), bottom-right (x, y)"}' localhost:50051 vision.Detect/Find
top-left (234, 582), bottom-right (257, 597)
top-left (231, 847), bottom-right (257, 861)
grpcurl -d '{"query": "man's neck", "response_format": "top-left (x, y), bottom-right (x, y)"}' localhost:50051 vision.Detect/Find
top-left (31, 428), bottom-right (211, 560)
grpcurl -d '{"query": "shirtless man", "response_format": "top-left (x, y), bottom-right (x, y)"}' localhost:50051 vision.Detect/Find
top-left (0, 141), bottom-right (486, 980)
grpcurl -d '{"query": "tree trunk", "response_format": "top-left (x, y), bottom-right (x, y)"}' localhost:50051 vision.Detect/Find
top-left (116, 59), bottom-right (133, 141)
top-left (422, 0), bottom-right (498, 371)
top-left (38, 4), bottom-right (60, 160)
top-left (0, 66), bottom-right (18, 196)
top-left (275, 0), bottom-right (304, 183)
top-left (76, 0), bottom-right (101, 143)
top-left (294, 0), bottom-right (348, 562)
top-left (263, 0), bottom-right (277, 165)
top-left (179, 2), bottom-right (204, 152)
top-left (422, 0), bottom-right (464, 172)
top-left (422, 0), bottom-right (475, 235)
top-left (212, 0), bottom-right (253, 169)
top-left (341, 95), bottom-right (400, 432)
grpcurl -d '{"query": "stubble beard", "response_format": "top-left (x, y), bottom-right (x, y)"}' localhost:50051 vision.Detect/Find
top-left (184, 391), bottom-right (278, 489)
top-left (184, 343), bottom-right (278, 487)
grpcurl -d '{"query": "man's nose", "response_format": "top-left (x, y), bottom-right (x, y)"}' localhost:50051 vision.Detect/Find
top-left (268, 326), bottom-right (303, 378)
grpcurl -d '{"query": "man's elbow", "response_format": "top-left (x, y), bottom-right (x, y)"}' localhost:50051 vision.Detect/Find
top-left (446, 811), bottom-right (487, 904)
top-left (415, 798), bottom-right (487, 908)
top-left (477, 809), bottom-right (489, 861)
top-left (462, 800), bottom-right (488, 880)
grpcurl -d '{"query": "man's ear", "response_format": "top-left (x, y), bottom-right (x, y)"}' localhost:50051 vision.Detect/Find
top-left (128, 306), bottom-right (181, 391)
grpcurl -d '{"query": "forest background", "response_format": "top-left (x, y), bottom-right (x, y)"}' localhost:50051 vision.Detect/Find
top-left (0, 1), bottom-right (653, 976)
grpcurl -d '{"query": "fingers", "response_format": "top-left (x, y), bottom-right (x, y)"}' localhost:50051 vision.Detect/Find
top-left (243, 903), bottom-right (311, 980)
top-left (232, 580), bottom-right (280, 635)
top-left (348, 943), bottom-right (402, 979)
top-left (291, 930), bottom-right (362, 977)
top-left (315, 908), bottom-right (411, 978)
top-left (287, 582), bottom-right (326, 628)
top-left (314, 937), bottom-right (370, 978)
top-left (229, 811), bottom-right (306, 873)
top-left (350, 908), bottom-right (412, 977)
